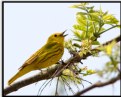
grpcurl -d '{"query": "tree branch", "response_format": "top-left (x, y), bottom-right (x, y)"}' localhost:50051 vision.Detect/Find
top-left (4, 35), bottom-right (121, 95)
top-left (100, 25), bottom-right (120, 34)
top-left (74, 73), bottom-right (121, 96)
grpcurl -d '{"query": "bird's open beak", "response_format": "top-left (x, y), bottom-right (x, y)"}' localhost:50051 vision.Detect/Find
top-left (61, 30), bottom-right (68, 37)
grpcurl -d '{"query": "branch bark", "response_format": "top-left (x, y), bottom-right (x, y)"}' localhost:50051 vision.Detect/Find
top-left (74, 73), bottom-right (121, 96)
top-left (4, 35), bottom-right (121, 95)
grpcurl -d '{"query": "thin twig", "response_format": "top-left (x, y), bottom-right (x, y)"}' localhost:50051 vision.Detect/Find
top-left (61, 77), bottom-right (75, 94)
top-left (74, 73), bottom-right (120, 96)
top-left (60, 76), bottom-right (68, 95)
top-left (55, 77), bottom-right (59, 96)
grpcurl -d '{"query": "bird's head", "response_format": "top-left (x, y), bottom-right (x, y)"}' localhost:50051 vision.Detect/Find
top-left (47, 30), bottom-right (68, 44)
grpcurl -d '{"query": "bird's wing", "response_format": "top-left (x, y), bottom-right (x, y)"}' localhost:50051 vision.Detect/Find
top-left (18, 47), bottom-right (43, 70)
top-left (19, 42), bottom-right (58, 70)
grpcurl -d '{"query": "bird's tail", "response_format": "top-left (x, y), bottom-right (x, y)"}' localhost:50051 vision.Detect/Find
top-left (8, 66), bottom-right (32, 85)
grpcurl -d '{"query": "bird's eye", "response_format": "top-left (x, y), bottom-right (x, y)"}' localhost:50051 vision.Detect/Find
top-left (54, 34), bottom-right (57, 37)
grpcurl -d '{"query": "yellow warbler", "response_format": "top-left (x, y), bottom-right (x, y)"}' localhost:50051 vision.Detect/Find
top-left (8, 31), bottom-right (67, 85)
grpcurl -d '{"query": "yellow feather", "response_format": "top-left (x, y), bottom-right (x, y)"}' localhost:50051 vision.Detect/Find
top-left (8, 31), bottom-right (67, 85)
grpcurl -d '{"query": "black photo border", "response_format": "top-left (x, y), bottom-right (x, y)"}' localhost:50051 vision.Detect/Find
top-left (2, 1), bottom-right (121, 96)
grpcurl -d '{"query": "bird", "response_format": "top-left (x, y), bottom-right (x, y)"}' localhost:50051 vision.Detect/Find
top-left (8, 30), bottom-right (67, 85)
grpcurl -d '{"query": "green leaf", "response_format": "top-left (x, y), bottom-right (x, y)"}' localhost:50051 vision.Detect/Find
top-left (87, 6), bottom-right (94, 10)
top-left (88, 25), bottom-right (95, 33)
top-left (73, 30), bottom-right (82, 39)
top-left (73, 25), bottom-right (80, 30)
top-left (73, 43), bottom-right (81, 48)
top-left (103, 11), bottom-right (108, 16)
top-left (73, 38), bottom-right (81, 42)
top-left (99, 27), bottom-right (105, 33)
top-left (70, 5), bottom-right (79, 8)
top-left (81, 31), bottom-right (87, 39)
top-left (92, 41), bottom-right (100, 45)
top-left (77, 12), bottom-right (88, 17)
top-left (89, 12), bottom-right (100, 22)
top-left (76, 15), bottom-right (87, 26)
top-left (103, 14), bottom-right (119, 24)
top-left (105, 41), bottom-right (116, 55)
top-left (73, 24), bottom-right (86, 32)
top-left (70, 3), bottom-right (88, 10)
top-left (86, 69), bottom-right (96, 74)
